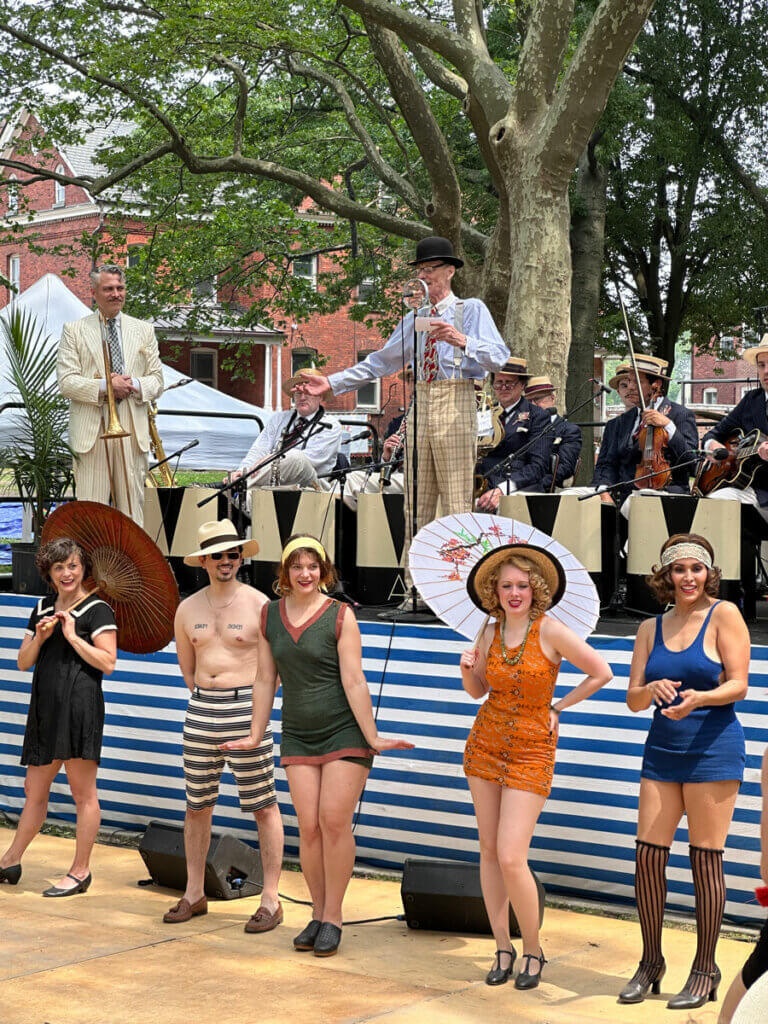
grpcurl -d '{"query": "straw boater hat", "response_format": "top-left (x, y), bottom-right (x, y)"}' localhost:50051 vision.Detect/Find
top-left (630, 354), bottom-right (670, 379)
top-left (608, 363), bottom-right (632, 390)
top-left (494, 357), bottom-right (531, 379)
top-left (184, 519), bottom-right (260, 566)
top-left (466, 543), bottom-right (566, 614)
top-left (282, 366), bottom-right (326, 395)
top-left (408, 236), bottom-right (464, 269)
top-left (524, 375), bottom-right (555, 398)
top-left (742, 334), bottom-right (768, 364)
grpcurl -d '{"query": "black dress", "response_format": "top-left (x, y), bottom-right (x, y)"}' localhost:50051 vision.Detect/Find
top-left (21, 594), bottom-right (117, 766)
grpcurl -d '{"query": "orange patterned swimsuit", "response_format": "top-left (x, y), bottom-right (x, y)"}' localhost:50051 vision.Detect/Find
top-left (463, 617), bottom-right (561, 797)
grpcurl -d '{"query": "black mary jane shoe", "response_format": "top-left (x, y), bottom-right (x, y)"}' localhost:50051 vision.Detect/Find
top-left (666, 967), bottom-right (721, 1010)
top-left (42, 872), bottom-right (92, 898)
top-left (485, 949), bottom-right (516, 986)
top-left (313, 922), bottom-right (342, 957)
top-left (0, 864), bottom-right (22, 885)
top-left (293, 919), bottom-right (322, 952)
top-left (515, 950), bottom-right (547, 990)
top-left (618, 959), bottom-right (666, 1004)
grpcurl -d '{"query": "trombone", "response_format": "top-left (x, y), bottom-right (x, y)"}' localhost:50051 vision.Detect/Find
top-left (98, 313), bottom-right (134, 519)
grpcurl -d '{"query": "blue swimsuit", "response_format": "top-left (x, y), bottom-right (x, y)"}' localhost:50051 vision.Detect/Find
top-left (642, 602), bottom-right (745, 784)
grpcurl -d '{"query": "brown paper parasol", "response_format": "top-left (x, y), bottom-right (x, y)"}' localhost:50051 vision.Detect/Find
top-left (41, 501), bottom-right (179, 654)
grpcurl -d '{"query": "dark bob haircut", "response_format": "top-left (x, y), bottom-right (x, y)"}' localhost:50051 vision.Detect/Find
top-left (35, 538), bottom-right (91, 586)
top-left (273, 534), bottom-right (337, 596)
top-left (646, 533), bottom-right (721, 605)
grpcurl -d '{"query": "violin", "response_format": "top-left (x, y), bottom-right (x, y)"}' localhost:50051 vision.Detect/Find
top-left (615, 290), bottom-right (672, 490)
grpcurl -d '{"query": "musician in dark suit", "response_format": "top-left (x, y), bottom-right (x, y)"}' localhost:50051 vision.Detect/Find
top-left (522, 376), bottom-right (582, 491)
top-left (593, 355), bottom-right (697, 506)
top-left (702, 341), bottom-right (768, 517)
top-left (476, 358), bottom-right (551, 512)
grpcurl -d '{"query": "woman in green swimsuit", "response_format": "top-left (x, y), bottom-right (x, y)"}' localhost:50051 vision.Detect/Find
top-left (222, 535), bottom-right (413, 957)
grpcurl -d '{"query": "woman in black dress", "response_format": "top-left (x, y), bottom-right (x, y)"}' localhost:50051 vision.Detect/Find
top-left (0, 538), bottom-right (117, 895)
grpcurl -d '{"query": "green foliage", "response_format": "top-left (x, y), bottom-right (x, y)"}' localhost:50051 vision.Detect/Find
top-left (0, 308), bottom-right (74, 541)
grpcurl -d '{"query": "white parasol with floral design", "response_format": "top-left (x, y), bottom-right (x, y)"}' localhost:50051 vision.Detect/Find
top-left (408, 513), bottom-right (600, 640)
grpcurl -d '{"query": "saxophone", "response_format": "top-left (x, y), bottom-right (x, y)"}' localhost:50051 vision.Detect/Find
top-left (147, 401), bottom-right (175, 487)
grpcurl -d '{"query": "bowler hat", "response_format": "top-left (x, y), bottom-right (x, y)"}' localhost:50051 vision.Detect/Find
top-left (408, 236), bottom-right (464, 269)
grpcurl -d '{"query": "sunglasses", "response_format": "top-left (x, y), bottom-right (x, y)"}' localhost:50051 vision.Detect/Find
top-left (209, 549), bottom-right (242, 560)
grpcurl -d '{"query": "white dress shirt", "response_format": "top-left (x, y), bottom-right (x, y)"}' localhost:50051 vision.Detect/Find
top-left (238, 407), bottom-right (342, 477)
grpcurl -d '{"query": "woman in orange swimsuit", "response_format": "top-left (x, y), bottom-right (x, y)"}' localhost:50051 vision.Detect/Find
top-left (461, 544), bottom-right (612, 989)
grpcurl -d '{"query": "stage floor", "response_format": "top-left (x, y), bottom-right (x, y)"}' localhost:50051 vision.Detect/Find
top-left (0, 832), bottom-right (759, 1024)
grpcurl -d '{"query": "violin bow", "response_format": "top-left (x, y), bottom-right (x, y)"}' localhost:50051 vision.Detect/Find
top-left (615, 284), bottom-right (647, 413)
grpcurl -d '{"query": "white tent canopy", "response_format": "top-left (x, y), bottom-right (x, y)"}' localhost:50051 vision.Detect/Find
top-left (0, 275), bottom-right (266, 469)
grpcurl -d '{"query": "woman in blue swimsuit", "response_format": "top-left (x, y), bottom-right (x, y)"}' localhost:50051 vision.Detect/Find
top-left (619, 533), bottom-right (749, 1011)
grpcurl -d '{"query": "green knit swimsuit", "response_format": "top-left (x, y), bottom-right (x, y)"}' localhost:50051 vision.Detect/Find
top-left (263, 598), bottom-right (373, 768)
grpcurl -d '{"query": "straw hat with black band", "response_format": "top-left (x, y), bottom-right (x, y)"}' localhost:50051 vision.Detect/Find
top-left (282, 366), bottom-right (327, 395)
top-left (608, 363), bottom-right (632, 390)
top-left (494, 357), bottom-right (531, 380)
top-left (466, 543), bottom-right (566, 616)
top-left (184, 519), bottom-right (260, 566)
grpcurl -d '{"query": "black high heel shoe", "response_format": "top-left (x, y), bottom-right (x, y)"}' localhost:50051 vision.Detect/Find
top-left (42, 872), bottom-right (92, 898)
top-left (515, 950), bottom-right (547, 990)
top-left (666, 967), bottom-right (721, 1010)
top-left (485, 949), bottom-right (516, 986)
top-left (618, 959), bottom-right (666, 1003)
top-left (0, 864), bottom-right (22, 885)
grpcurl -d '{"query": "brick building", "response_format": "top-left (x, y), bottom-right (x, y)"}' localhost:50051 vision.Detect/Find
top-left (0, 112), bottom-right (408, 436)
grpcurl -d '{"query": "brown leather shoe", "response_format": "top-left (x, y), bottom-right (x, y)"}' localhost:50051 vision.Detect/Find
top-left (163, 895), bottom-right (208, 924)
top-left (244, 902), bottom-right (283, 933)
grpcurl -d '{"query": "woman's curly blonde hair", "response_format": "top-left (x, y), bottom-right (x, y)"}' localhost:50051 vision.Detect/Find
top-left (645, 532), bottom-right (721, 604)
top-left (476, 556), bottom-right (552, 621)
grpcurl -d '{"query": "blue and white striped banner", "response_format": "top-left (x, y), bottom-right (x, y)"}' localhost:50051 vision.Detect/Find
top-left (1, 594), bottom-right (765, 925)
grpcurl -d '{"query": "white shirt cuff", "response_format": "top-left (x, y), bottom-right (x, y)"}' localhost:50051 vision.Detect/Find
top-left (664, 421), bottom-right (677, 440)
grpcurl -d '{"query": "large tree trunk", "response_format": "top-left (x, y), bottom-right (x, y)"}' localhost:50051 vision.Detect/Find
top-left (568, 145), bottom-right (608, 483)
top-left (505, 169), bottom-right (572, 390)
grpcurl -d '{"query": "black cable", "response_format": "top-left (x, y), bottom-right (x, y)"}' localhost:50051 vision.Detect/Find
top-left (344, 914), bottom-right (405, 925)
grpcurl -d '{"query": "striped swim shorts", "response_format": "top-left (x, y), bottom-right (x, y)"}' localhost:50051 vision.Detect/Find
top-left (183, 686), bottom-right (276, 813)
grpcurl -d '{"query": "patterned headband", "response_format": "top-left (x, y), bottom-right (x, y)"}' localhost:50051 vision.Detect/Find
top-left (281, 536), bottom-right (327, 564)
top-left (659, 542), bottom-right (713, 569)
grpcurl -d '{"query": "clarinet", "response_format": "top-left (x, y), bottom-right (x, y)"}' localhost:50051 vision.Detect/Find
top-left (270, 418), bottom-right (293, 487)
top-left (381, 398), bottom-right (413, 486)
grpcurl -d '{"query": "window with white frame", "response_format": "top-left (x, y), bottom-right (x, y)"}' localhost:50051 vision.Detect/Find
top-left (190, 348), bottom-right (217, 388)
top-left (127, 244), bottom-right (144, 269)
top-left (291, 347), bottom-right (318, 376)
top-left (7, 175), bottom-right (18, 214)
top-left (355, 351), bottom-right (380, 411)
top-left (53, 166), bottom-right (66, 207)
top-left (702, 388), bottom-right (718, 406)
top-left (355, 276), bottom-right (376, 304)
top-left (193, 276), bottom-right (217, 304)
top-left (292, 254), bottom-right (317, 289)
top-left (7, 255), bottom-right (20, 299)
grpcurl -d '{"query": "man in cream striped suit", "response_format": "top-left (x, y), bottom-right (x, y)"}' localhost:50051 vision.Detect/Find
top-left (57, 265), bottom-right (164, 528)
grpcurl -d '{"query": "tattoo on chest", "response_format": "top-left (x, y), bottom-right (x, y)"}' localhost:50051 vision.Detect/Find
top-left (194, 623), bottom-right (208, 630)
top-left (227, 623), bottom-right (243, 631)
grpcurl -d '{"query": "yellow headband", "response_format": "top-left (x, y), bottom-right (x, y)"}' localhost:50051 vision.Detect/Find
top-left (281, 536), bottom-right (327, 564)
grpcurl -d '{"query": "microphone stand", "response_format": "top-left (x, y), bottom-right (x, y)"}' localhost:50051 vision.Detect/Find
top-left (485, 385), bottom-right (601, 493)
top-left (149, 439), bottom-right (199, 474)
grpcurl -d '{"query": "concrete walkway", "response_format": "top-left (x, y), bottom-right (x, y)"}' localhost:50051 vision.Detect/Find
top-left (0, 834), bottom-right (759, 1024)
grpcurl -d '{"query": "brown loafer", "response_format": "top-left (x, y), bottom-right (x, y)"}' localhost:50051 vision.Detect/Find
top-left (163, 895), bottom-right (208, 924)
top-left (244, 902), bottom-right (283, 933)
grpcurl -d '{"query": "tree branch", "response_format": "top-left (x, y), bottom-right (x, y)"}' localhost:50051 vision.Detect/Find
top-left (623, 64), bottom-right (768, 222)
top-left (361, 19), bottom-right (463, 241)
top-left (212, 55), bottom-right (249, 155)
top-left (286, 53), bottom-right (424, 214)
top-left (407, 41), bottom-right (467, 100)
top-left (0, 142), bottom-right (174, 195)
top-left (540, 0), bottom-right (655, 188)
top-left (516, 0), bottom-right (574, 124)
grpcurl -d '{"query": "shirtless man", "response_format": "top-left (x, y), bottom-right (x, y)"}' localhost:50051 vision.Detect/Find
top-left (162, 519), bottom-right (284, 933)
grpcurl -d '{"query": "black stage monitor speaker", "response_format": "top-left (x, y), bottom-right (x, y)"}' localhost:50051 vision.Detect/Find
top-left (401, 858), bottom-right (545, 935)
top-left (138, 821), bottom-right (263, 900)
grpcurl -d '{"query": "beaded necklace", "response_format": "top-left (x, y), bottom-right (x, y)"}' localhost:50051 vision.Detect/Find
top-left (500, 617), bottom-right (532, 666)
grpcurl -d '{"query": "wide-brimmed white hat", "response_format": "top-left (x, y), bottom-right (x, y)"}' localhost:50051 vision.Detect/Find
top-left (742, 334), bottom-right (768, 364)
top-left (184, 519), bottom-right (259, 566)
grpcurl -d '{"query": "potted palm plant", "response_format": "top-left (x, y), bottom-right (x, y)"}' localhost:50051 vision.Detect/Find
top-left (0, 307), bottom-right (74, 593)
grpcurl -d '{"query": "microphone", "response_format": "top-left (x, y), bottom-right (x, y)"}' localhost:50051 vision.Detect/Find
top-left (590, 378), bottom-right (612, 395)
top-left (702, 447), bottom-right (729, 461)
top-left (341, 430), bottom-right (370, 444)
top-left (178, 439), bottom-right (199, 454)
